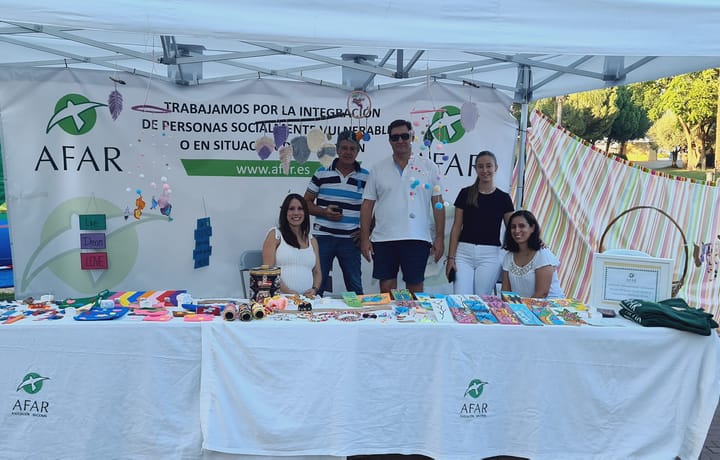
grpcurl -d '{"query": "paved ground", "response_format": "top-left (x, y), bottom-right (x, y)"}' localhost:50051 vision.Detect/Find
top-left (702, 399), bottom-right (720, 459)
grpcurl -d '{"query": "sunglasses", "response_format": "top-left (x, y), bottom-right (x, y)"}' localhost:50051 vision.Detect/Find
top-left (389, 133), bottom-right (411, 142)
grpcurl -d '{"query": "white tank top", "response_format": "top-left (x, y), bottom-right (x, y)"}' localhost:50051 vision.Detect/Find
top-left (272, 227), bottom-right (315, 293)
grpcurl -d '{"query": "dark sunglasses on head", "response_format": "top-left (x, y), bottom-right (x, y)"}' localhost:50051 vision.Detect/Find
top-left (389, 133), bottom-right (411, 142)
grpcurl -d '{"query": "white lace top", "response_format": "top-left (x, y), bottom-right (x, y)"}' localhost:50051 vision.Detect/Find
top-left (271, 227), bottom-right (316, 293)
top-left (501, 248), bottom-right (565, 298)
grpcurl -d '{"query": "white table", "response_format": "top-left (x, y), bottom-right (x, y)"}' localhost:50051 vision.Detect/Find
top-left (2, 313), bottom-right (719, 459)
top-left (200, 320), bottom-right (720, 460)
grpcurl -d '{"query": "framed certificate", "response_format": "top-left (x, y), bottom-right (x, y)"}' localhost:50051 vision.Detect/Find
top-left (590, 252), bottom-right (673, 308)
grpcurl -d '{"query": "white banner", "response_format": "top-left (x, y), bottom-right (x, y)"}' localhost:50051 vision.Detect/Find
top-left (0, 68), bottom-right (516, 298)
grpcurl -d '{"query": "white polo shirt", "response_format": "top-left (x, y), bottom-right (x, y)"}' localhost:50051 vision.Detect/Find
top-left (363, 154), bottom-right (443, 243)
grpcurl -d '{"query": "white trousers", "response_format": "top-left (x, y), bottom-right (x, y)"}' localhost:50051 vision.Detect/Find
top-left (453, 242), bottom-right (503, 295)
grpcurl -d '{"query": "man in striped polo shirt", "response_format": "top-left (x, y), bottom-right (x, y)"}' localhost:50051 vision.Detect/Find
top-left (304, 130), bottom-right (369, 295)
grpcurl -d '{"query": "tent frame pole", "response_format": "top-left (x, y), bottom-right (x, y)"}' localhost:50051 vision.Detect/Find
top-left (515, 101), bottom-right (529, 208)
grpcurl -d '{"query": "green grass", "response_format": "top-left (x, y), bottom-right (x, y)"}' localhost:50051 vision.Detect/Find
top-left (657, 167), bottom-right (713, 182)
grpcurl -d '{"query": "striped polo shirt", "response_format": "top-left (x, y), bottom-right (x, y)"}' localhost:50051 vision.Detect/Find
top-left (306, 158), bottom-right (369, 237)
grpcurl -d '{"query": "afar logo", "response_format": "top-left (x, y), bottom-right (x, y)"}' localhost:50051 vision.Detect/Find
top-left (46, 93), bottom-right (107, 135)
top-left (464, 378), bottom-right (489, 398)
top-left (424, 105), bottom-right (465, 145)
top-left (16, 372), bottom-right (50, 394)
top-left (459, 378), bottom-right (489, 418)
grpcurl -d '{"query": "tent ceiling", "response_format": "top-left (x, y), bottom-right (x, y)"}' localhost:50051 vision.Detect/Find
top-left (1, 1), bottom-right (720, 101)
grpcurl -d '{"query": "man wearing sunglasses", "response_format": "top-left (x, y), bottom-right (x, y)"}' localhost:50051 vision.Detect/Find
top-left (360, 119), bottom-right (445, 294)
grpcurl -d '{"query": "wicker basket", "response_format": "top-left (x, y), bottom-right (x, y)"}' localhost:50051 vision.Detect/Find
top-left (599, 206), bottom-right (688, 297)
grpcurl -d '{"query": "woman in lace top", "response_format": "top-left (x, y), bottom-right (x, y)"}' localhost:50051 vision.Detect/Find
top-left (501, 210), bottom-right (564, 298)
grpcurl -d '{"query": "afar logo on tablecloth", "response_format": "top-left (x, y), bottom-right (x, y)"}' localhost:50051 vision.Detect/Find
top-left (10, 372), bottom-right (51, 418)
top-left (16, 372), bottom-right (50, 394)
top-left (459, 378), bottom-right (488, 418)
top-left (46, 93), bottom-right (107, 135)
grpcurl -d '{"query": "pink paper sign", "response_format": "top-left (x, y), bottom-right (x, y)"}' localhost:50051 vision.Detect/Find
top-left (80, 252), bottom-right (108, 270)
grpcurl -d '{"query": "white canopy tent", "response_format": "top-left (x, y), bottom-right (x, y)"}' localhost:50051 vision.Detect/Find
top-left (0, 0), bottom-right (719, 99)
top-left (3, 0), bottom-right (720, 206)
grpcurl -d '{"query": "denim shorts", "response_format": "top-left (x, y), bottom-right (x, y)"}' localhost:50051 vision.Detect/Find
top-left (372, 240), bottom-right (431, 284)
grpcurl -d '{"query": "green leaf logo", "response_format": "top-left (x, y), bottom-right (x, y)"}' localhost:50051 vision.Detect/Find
top-left (427, 105), bottom-right (465, 145)
top-left (46, 93), bottom-right (107, 135)
top-left (464, 378), bottom-right (488, 398)
top-left (16, 372), bottom-right (50, 394)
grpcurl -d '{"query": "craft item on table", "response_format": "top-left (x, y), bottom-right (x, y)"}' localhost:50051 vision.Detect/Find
top-left (500, 291), bottom-right (523, 304)
top-left (596, 307), bottom-right (617, 318)
top-left (249, 265), bottom-right (281, 302)
top-left (391, 288), bottom-right (413, 302)
top-left (426, 297), bottom-right (454, 323)
top-left (335, 311), bottom-right (362, 322)
top-left (143, 313), bottom-right (173, 322)
top-left (252, 302), bottom-right (267, 319)
top-left (33, 310), bottom-right (64, 321)
top-left (342, 291), bottom-right (363, 307)
top-left (519, 297), bottom-right (551, 311)
top-left (109, 290), bottom-right (187, 307)
top-left (222, 303), bottom-right (238, 321)
top-left (507, 303), bottom-right (544, 325)
top-left (413, 292), bottom-right (433, 304)
top-left (619, 298), bottom-right (719, 336)
top-left (57, 289), bottom-right (113, 310)
top-left (550, 298), bottom-right (589, 311)
top-left (296, 301), bottom-right (312, 312)
top-left (238, 303), bottom-right (253, 321)
top-left (289, 293), bottom-right (315, 304)
top-left (264, 295), bottom-right (287, 311)
top-left (530, 306), bottom-right (565, 325)
top-left (446, 295), bottom-right (478, 324)
top-left (3, 314), bottom-right (26, 324)
top-left (462, 297), bottom-right (498, 324)
top-left (358, 293), bottom-right (392, 305)
top-left (553, 308), bottom-right (587, 325)
top-left (172, 310), bottom-right (188, 318)
top-left (487, 303), bottom-right (521, 325)
top-left (0, 307), bottom-right (20, 322)
top-left (131, 308), bottom-right (168, 316)
top-left (183, 313), bottom-right (214, 322)
top-left (197, 305), bottom-right (222, 316)
top-left (74, 306), bottom-right (130, 321)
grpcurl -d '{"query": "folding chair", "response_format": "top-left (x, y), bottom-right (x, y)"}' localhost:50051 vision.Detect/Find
top-left (239, 250), bottom-right (264, 300)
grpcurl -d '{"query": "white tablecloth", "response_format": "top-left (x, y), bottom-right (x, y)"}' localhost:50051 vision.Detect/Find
top-left (200, 320), bottom-right (720, 460)
top-left (0, 318), bottom-right (204, 459)
top-left (2, 314), bottom-right (719, 460)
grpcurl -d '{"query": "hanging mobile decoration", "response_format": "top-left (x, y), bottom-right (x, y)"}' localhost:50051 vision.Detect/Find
top-left (108, 76), bottom-right (125, 121)
top-left (193, 199), bottom-right (212, 269)
top-left (255, 136), bottom-right (274, 160)
top-left (460, 69), bottom-right (479, 131)
top-left (347, 90), bottom-right (372, 142)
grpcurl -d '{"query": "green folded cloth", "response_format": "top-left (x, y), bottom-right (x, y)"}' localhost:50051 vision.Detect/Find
top-left (619, 298), bottom-right (719, 336)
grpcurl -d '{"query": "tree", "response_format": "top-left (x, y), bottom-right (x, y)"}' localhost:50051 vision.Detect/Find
top-left (648, 111), bottom-right (685, 153)
top-left (535, 88), bottom-right (618, 143)
top-left (607, 86), bottom-right (651, 157)
top-left (637, 69), bottom-right (719, 170)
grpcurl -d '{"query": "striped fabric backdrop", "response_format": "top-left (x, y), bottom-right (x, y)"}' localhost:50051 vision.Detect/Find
top-left (515, 110), bottom-right (720, 317)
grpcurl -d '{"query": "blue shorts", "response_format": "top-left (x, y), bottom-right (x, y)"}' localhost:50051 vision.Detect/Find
top-left (372, 240), bottom-right (431, 284)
